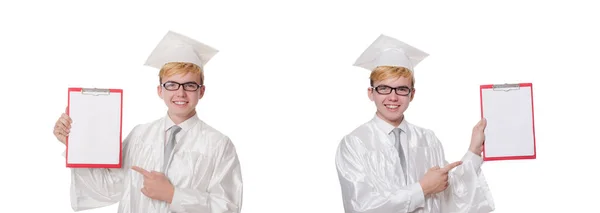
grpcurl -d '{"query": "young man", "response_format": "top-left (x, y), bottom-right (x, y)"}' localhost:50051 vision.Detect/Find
top-left (53, 31), bottom-right (243, 213)
top-left (335, 34), bottom-right (495, 213)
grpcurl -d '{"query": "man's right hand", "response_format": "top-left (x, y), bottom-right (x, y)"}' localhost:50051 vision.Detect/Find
top-left (53, 107), bottom-right (72, 145)
top-left (419, 161), bottom-right (462, 196)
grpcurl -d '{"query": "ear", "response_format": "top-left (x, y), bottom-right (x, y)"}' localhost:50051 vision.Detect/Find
top-left (157, 85), bottom-right (163, 99)
top-left (368, 87), bottom-right (374, 101)
top-left (198, 85), bottom-right (206, 100)
top-left (410, 88), bottom-right (416, 101)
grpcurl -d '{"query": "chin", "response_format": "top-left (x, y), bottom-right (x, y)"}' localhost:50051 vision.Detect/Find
top-left (379, 111), bottom-right (404, 122)
top-left (386, 116), bottom-right (404, 122)
top-left (168, 108), bottom-right (192, 115)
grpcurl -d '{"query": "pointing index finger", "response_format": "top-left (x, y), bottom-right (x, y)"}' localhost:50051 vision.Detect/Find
top-left (441, 161), bottom-right (463, 172)
top-left (131, 166), bottom-right (150, 177)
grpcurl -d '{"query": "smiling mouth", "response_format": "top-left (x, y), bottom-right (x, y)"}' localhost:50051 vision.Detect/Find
top-left (385, 104), bottom-right (399, 109)
top-left (173, 101), bottom-right (188, 105)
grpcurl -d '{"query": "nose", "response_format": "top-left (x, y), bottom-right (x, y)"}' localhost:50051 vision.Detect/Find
top-left (387, 92), bottom-right (399, 101)
top-left (175, 87), bottom-right (186, 97)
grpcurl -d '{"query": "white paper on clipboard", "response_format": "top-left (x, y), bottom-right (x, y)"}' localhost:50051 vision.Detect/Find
top-left (66, 87), bottom-right (123, 168)
top-left (480, 83), bottom-right (536, 161)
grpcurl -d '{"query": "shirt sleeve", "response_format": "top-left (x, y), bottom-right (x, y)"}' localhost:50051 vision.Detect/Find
top-left (64, 125), bottom-right (139, 211)
top-left (429, 133), bottom-right (495, 213)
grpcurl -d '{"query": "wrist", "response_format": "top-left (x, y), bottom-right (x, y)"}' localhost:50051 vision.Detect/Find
top-left (166, 185), bottom-right (175, 204)
top-left (419, 180), bottom-right (432, 197)
top-left (469, 146), bottom-right (481, 156)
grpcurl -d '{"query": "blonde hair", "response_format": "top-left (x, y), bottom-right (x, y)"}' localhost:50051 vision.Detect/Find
top-left (158, 62), bottom-right (204, 84)
top-left (369, 66), bottom-right (415, 88)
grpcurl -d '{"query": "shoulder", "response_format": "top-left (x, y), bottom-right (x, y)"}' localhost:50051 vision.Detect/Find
top-left (406, 121), bottom-right (435, 136)
top-left (125, 117), bottom-right (163, 140)
top-left (341, 121), bottom-right (372, 143)
top-left (336, 120), bottom-right (377, 155)
top-left (194, 119), bottom-right (234, 148)
top-left (405, 121), bottom-right (442, 147)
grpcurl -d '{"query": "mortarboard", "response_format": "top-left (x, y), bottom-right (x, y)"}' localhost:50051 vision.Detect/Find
top-left (144, 30), bottom-right (218, 69)
top-left (353, 34), bottom-right (429, 72)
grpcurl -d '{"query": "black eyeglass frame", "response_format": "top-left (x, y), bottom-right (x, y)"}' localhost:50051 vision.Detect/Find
top-left (371, 85), bottom-right (413, 96)
top-left (161, 81), bottom-right (203, 91)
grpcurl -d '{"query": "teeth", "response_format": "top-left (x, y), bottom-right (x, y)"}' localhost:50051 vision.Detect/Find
top-left (174, 101), bottom-right (186, 105)
top-left (385, 105), bottom-right (399, 109)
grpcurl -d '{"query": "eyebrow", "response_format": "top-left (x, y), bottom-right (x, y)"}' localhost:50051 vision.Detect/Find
top-left (166, 81), bottom-right (199, 84)
top-left (375, 84), bottom-right (410, 88)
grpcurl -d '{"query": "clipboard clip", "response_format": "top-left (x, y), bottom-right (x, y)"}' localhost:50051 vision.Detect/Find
top-left (81, 88), bottom-right (111, 96)
top-left (492, 83), bottom-right (520, 92)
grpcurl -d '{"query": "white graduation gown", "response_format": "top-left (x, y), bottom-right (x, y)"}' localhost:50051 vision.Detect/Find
top-left (335, 115), bottom-right (494, 213)
top-left (63, 114), bottom-right (243, 213)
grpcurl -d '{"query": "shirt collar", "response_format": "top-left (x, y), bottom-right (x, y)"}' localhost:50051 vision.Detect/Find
top-left (164, 113), bottom-right (199, 134)
top-left (372, 113), bottom-right (409, 135)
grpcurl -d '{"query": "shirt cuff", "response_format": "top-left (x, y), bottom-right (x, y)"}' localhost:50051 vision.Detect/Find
top-left (462, 151), bottom-right (483, 173)
top-left (169, 187), bottom-right (184, 212)
top-left (408, 182), bottom-right (425, 210)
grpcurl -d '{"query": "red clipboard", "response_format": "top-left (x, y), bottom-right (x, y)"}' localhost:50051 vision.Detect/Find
top-left (66, 87), bottom-right (123, 168)
top-left (479, 83), bottom-right (536, 161)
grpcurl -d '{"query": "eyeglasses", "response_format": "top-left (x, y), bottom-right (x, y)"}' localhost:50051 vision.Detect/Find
top-left (372, 85), bottom-right (412, 96)
top-left (162, 81), bottom-right (203, 91)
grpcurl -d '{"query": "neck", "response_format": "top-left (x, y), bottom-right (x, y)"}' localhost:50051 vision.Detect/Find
top-left (168, 110), bottom-right (196, 125)
top-left (376, 112), bottom-right (404, 127)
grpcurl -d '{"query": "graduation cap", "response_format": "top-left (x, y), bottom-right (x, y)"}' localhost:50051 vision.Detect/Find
top-left (144, 30), bottom-right (218, 69)
top-left (353, 34), bottom-right (429, 72)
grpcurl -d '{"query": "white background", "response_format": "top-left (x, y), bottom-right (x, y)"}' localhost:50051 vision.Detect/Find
top-left (1, 0), bottom-right (598, 212)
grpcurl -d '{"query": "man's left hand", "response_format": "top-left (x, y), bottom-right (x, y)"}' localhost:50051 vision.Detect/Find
top-left (469, 118), bottom-right (487, 156)
top-left (132, 166), bottom-right (175, 203)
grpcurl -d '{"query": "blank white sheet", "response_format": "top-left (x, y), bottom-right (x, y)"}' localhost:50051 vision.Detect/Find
top-left (67, 90), bottom-right (122, 166)
top-left (481, 85), bottom-right (536, 159)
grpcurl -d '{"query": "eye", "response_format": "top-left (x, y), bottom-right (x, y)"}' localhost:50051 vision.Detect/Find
top-left (376, 85), bottom-right (391, 90)
top-left (183, 83), bottom-right (198, 89)
top-left (398, 87), bottom-right (410, 92)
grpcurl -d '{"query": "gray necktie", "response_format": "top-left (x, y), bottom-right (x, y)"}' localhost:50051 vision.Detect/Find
top-left (164, 125), bottom-right (182, 171)
top-left (392, 128), bottom-right (407, 181)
